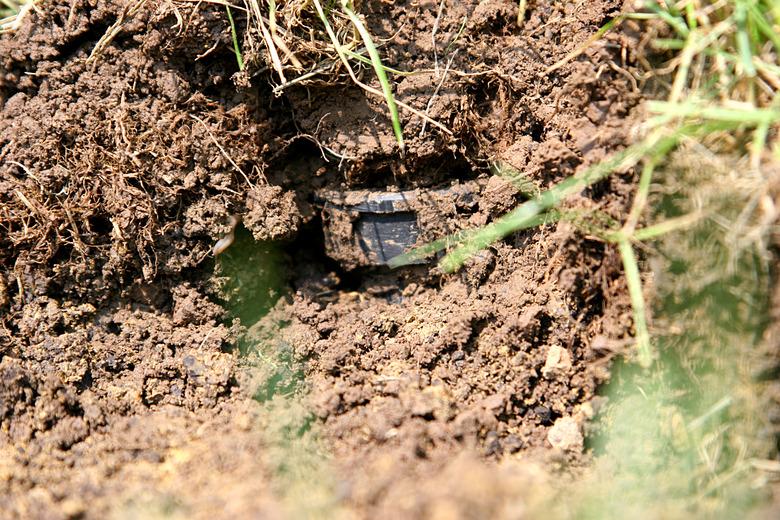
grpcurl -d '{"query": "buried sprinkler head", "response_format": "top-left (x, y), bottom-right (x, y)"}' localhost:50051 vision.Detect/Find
top-left (319, 190), bottom-right (423, 268)
top-left (316, 181), bottom-right (484, 269)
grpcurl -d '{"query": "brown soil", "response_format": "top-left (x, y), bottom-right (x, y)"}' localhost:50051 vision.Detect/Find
top-left (1, 1), bottom-right (644, 517)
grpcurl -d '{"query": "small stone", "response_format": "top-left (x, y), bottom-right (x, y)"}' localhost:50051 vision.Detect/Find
top-left (547, 416), bottom-right (583, 450)
top-left (484, 430), bottom-right (502, 456)
top-left (533, 406), bottom-right (552, 424)
top-left (504, 434), bottom-right (523, 453)
top-left (483, 393), bottom-right (505, 411)
top-left (541, 345), bottom-right (572, 378)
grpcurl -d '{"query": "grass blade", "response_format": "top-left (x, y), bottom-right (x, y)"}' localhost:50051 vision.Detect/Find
top-left (545, 16), bottom-right (623, 75)
top-left (632, 212), bottom-right (703, 241)
top-left (343, 48), bottom-right (413, 76)
top-left (617, 238), bottom-right (652, 367)
top-left (748, 4), bottom-right (780, 53)
top-left (735, 1), bottom-right (757, 77)
top-left (436, 133), bottom-right (679, 272)
top-left (310, 0), bottom-right (449, 139)
top-left (647, 100), bottom-right (780, 124)
top-left (387, 212), bottom-right (560, 268)
top-left (390, 132), bottom-right (680, 271)
top-left (340, 2), bottom-right (404, 153)
top-left (226, 4), bottom-right (244, 71)
top-left (645, 0), bottom-right (690, 37)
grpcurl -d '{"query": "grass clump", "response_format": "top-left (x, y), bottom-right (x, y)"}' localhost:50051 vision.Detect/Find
top-left (235, 0), bottom-right (454, 154)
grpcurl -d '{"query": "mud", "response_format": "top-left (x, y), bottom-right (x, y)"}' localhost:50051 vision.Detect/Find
top-left (1, 0), bottom-right (647, 517)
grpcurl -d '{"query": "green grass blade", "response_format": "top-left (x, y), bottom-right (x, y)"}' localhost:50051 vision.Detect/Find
top-left (765, 0), bottom-right (780, 28)
top-left (225, 5), bottom-right (244, 71)
top-left (622, 156), bottom-right (659, 234)
top-left (653, 38), bottom-right (687, 50)
top-left (391, 132), bottom-right (679, 271)
top-left (748, 4), bottom-right (780, 52)
top-left (387, 212), bottom-right (560, 268)
top-left (343, 48), bottom-right (414, 76)
top-left (340, 1), bottom-right (405, 153)
top-left (647, 100), bottom-right (780, 124)
top-left (436, 134), bottom-right (679, 273)
top-left (645, 0), bottom-right (690, 37)
top-left (684, 1), bottom-right (697, 30)
top-left (735, 2), bottom-right (757, 77)
top-left (387, 229), bottom-right (476, 268)
top-left (751, 93), bottom-right (780, 163)
top-left (618, 238), bottom-right (652, 367)
top-left (632, 213), bottom-right (703, 241)
top-left (545, 16), bottom-right (623, 75)
top-left (444, 15), bottom-right (468, 55)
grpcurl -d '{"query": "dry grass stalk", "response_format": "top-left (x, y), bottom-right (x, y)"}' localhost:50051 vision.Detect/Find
top-left (0, 0), bottom-right (38, 33)
top-left (87, 0), bottom-right (149, 64)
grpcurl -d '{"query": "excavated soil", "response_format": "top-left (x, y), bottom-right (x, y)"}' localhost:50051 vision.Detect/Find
top-left (1, 0), bottom-right (644, 517)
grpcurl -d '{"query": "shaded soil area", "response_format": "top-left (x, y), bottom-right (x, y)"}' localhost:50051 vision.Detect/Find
top-left (1, 0), bottom-right (645, 517)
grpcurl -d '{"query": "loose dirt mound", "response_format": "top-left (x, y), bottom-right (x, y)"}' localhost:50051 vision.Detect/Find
top-left (1, 0), bottom-right (641, 517)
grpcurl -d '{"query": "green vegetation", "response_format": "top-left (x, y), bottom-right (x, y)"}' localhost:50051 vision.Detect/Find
top-left (218, 228), bottom-right (342, 519)
top-left (225, 3), bottom-right (245, 71)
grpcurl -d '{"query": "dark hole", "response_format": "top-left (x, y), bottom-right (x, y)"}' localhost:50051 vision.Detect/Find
top-left (87, 215), bottom-right (113, 236)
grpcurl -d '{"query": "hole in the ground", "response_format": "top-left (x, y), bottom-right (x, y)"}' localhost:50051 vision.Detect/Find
top-left (216, 225), bottom-right (286, 328)
top-left (285, 212), bottom-right (365, 294)
top-left (87, 216), bottom-right (113, 236)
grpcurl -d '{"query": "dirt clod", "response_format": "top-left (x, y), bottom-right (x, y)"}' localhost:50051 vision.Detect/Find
top-left (244, 184), bottom-right (301, 241)
top-left (547, 416), bottom-right (584, 451)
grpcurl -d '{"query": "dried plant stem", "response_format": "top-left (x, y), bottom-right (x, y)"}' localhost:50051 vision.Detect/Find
top-left (247, 0), bottom-right (286, 82)
top-left (87, 0), bottom-right (148, 64)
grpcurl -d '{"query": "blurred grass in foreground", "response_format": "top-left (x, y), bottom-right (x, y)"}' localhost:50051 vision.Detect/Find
top-left (552, 1), bottom-right (780, 517)
top-left (557, 147), bottom-right (776, 519)
top-left (1, 0), bottom-right (33, 33)
top-left (217, 227), bottom-right (345, 519)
